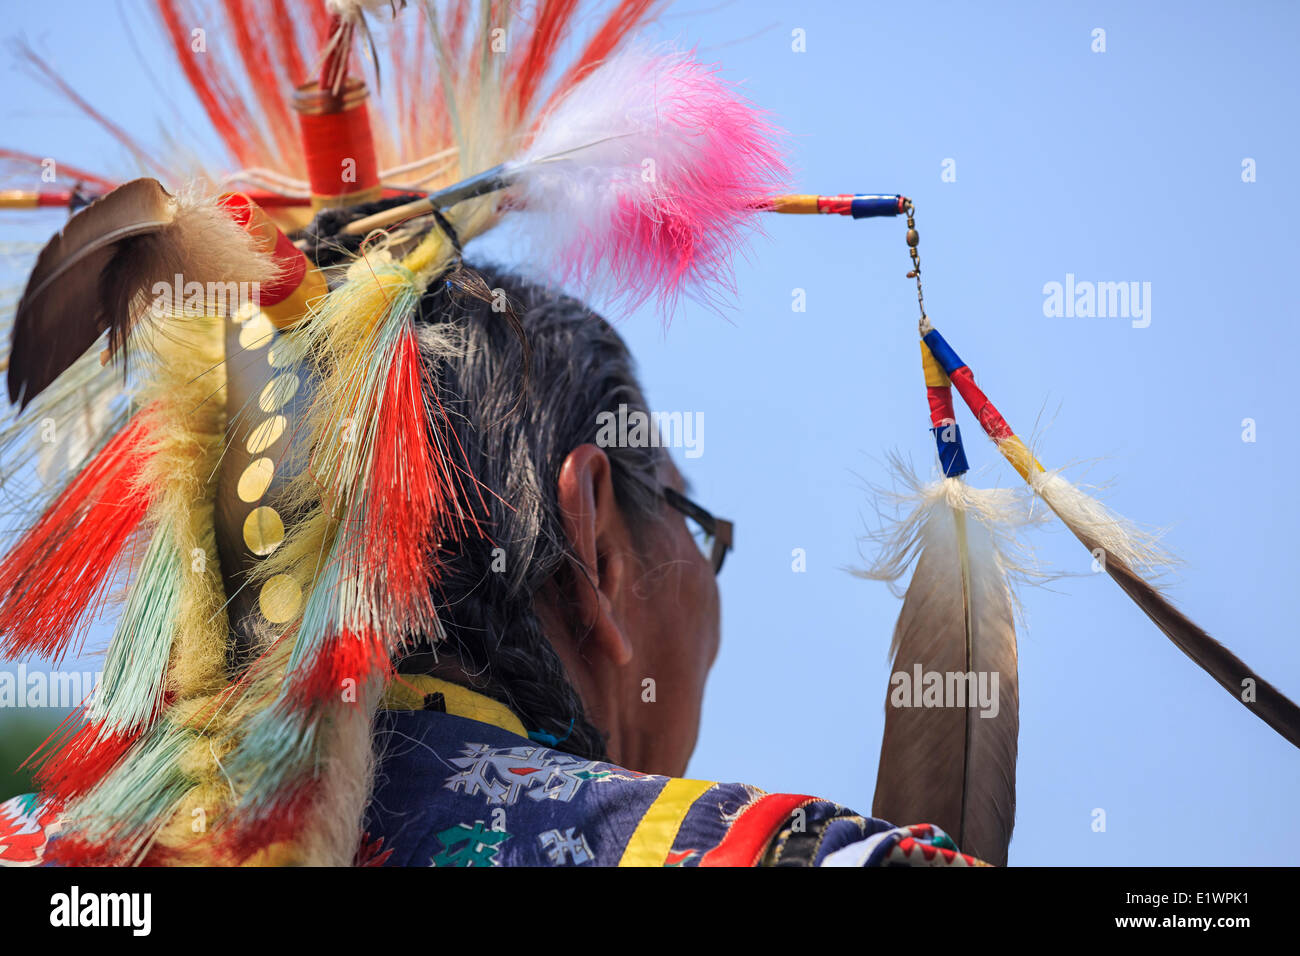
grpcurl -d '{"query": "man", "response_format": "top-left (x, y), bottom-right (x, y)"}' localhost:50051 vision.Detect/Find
top-left (346, 260), bottom-right (987, 868)
top-left (0, 0), bottom-right (990, 868)
top-left (0, 227), bottom-right (986, 869)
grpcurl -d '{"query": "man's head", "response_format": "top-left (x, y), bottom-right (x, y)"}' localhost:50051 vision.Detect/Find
top-left (410, 265), bottom-right (722, 776)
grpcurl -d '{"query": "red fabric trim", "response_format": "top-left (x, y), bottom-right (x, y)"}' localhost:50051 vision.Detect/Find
top-left (817, 194), bottom-right (854, 215)
top-left (926, 385), bottom-right (956, 428)
top-left (699, 792), bottom-right (817, 867)
top-left (219, 192), bottom-right (306, 305)
top-left (257, 228), bottom-right (308, 306)
top-left (949, 365), bottom-right (1015, 442)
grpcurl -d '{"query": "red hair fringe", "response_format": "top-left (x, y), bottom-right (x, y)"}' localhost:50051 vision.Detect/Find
top-left (0, 413), bottom-right (155, 662)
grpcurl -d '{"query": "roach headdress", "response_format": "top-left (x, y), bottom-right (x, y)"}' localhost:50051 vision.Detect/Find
top-left (0, 0), bottom-right (789, 866)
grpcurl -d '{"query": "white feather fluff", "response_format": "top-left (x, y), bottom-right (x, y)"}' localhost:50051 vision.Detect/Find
top-left (503, 45), bottom-right (787, 307)
top-left (1029, 467), bottom-right (1173, 576)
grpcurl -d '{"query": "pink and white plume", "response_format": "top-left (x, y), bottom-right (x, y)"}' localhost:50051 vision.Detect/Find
top-left (506, 47), bottom-right (789, 311)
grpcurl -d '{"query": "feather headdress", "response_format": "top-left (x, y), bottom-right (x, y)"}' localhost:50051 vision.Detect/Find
top-left (0, 0), bottom-right (787, 866)
top-left (4, 0), bottom-right (1293, 874)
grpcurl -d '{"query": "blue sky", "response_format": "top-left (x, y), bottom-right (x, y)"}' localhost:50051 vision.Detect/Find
top-left (2, 0), bottom-right (1298, 864)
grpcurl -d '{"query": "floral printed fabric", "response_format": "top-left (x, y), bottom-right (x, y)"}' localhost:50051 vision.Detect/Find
top-left (363, 707), bottom-right (989, 867)
top-left (1, 705), bottom-right (990, 868)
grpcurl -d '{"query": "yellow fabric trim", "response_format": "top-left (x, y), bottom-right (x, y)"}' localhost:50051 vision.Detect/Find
top-left (766, 194), bottom-right (820, 214)
top-left (921, 340), bottom-right (951, 388)
top-left (0, 191), bottom-right (40, 209)
top-left (998, 434), bottom-right (1046, 482)
top-left (618, 778), bottom-right (717, 867)
top-left (262, 265), bottom-right (329, 331)
top-left (381, 675), bottom-right (529, 739)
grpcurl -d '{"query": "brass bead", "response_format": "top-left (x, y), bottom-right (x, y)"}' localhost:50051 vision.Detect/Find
top-left (906, 228), bottom-right (920, 247)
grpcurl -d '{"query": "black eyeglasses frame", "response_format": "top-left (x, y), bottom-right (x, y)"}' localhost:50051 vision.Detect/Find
top-left (662, 486), bottom-right (733, 575)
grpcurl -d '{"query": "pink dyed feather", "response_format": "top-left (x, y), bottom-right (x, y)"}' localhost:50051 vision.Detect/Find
top-left (509, 48), bottom-right (788, 311)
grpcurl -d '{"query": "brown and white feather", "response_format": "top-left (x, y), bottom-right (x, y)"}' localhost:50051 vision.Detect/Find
top-left (8, 178), bottom-right (278, 408)
top-left (858, 473), bottom-right (1031, 865)
top-left (1031, 468), bottom-right (1300, 749)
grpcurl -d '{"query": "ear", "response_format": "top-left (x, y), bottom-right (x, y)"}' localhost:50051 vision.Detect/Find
top-left (554, 443), bottom-right (633, 667)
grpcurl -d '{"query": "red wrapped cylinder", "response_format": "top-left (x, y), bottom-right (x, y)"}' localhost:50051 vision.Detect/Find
top-left (293, 78), bottom-right (383, 212)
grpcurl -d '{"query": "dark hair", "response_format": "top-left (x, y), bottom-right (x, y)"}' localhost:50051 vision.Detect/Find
top-left (402, 263), bottom-right (666, 760)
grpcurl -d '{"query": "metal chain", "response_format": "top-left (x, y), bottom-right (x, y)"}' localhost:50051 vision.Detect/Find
top-left (904, 200), bottom-right (927, 332)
